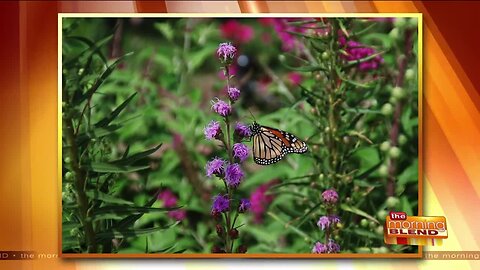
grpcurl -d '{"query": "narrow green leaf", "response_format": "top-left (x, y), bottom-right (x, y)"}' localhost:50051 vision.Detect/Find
top-left (85, 190), bottom-right (134, 206)
top-left (84, 162), bottom-right (150, 173)
top-left (116, 190), bottom-right (161, 229)
top-left (112, 144), bottom-right (162, 166)
top-left (93, 205), bottom-right (180, 216)
top-left (96, 222), bottom-right (178, 240)
top-left (295, 202), bottom-right (323, 226)
top-left (340, 203), bottom-right (379, 224)
top-left (95, 92), bottom-right (137, 128)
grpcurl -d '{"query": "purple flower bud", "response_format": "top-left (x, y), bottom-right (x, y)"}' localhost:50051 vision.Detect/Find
top-left (227, 87), bottom-right (240, 102)
top-left (233, 143), bottom-right (249, 162)
top-left (238, 198), bottom-right (251, 213)
top-left (217, 42), bottom-right (237, 63)
top-left (204, 120), bottom-right (222, 140)
top-left (225, 163), bottom-right (244, 188)
top-left (329, 215), bottom-right (341, 225)
top-left (234, 122), bottom-right (252, 138)
top-left (312, 242), bottom-right (328, 254)
top-left (211, 98), bottom-right (232, 117)
top-left (211, 194), bottom-right (230, 214)
top-left (322, 189), bottom-right (339, 204)
top-left (206, 157), bottom-right (226, 178)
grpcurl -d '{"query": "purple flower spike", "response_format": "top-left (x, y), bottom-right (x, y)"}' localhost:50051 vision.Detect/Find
top-left (234, 122), bottom-right (252, 138)
top-left (227, 87), bottom-right (241, 102)
top-left (327, 239), bottom-right (340, 253)
top-left (204, 120), bottom-right (222, 140)
top-left (238, 198), bottom-right (251, 213)
top-left (312, 242), bottom-right (328, 254)
top-left (206, 157), bottom-right (226, 178)
top-left (317, 216), bottom-right (331, 230)
top-left (212, 194), bottom-right (230, 214)
top-left (217, 42), bottom-right (237, 62)
top-left (225, 163), bottom-right (244, 188)
top-left (233, 143), bottom-right (249, 162)
top-left (322, 189), bottom-right (339, 204)
top-left (212, 98), bottom-right (232, 117)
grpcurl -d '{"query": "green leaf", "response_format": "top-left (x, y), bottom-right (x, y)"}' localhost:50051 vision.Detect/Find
top-left (116, 190), bottom-right (161, 229)
top-left (345, 51), bottom-right (385, 67)
top-left (63, 34), bottom-right (112, 67)
top-left (295, 201), bottom-right (323, 226)
top-left (84, 162), bottom-right (150, 173)
top-left (154, 22), bottom-right (174, 41)
top-left (95, 92), bottom-right (137, 128)
top-left (76, 52), bottom-right (134, 105)
top-left (112, 144), bottom-right (162, 166)
top-left (96, 222), bottom-right (178, 240)
top-left (93, 205), bottom-right (180, 216)
top-left (353, 228), bottom-right (381, 239)
top-left (398, 159), bottom-right (418, 185)
top-left (340, 203), bottom-right (379, 224)
top-left (85, 190), bottom-right (134, 206)
top-left (401, 197), bottom-right (413, 216)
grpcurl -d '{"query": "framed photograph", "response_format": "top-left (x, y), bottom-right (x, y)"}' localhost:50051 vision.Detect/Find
top-left (59, 14), bottom-right (422, 258)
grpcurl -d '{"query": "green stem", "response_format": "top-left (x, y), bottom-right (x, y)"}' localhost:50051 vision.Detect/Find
top-left (64, 116), bottom-right (97, 253)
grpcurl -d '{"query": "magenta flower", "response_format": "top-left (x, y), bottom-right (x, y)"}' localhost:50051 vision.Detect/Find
top-left (338, 31), bottom-right (383, 71)
top-left (158, 190), bottom-right (186, 221)
top-left (225, 163), bottom-right (244, 188)
top-left (312, 242), bottom-right (328, 254)
top-left (157, 190), bottom-right (178, 208)
top-left (204, 120), bottom-right (222, 140)
top-left (317, 216), bottom-right (331, 230)
top-left (227, 87), bottom-right (241, 102)
top-left (250, 180), bottom-right (278, 223)
top-left (288, 72), bottom-right (303, 85)
top-left (212, 194), bottom-right (230, 214)
top-left (233, 143), bottom-right (249, 162)
top-left (322, 189), bottom-right (339, 204)
top-left (220, 20), bottom-right (254, 44)
top-left (238, 198), bottom-right (251, 213)
top-left (212, 98), bottom-right (232, 117)
top-left (234, 122), bottom-right (252, 138)
top-left (168, 209), bottom-right (187, 221)
top-left (206, 157), bottom-right (226, 178)
top-left (217, 42), bottom-right (237, 63)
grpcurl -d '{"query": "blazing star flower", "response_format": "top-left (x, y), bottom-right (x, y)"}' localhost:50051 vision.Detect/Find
top-left (322, 189), bottom-right (339, 204)
top-left (250, 179), bottom-right (279, 223)
top-left (204, 120), bottom-right (222, 140)
top-left (327, 239), bottom-right (341, 253)
top-left (234, 122), bottom-right (252, 138)
top-left (329, 215), bottom-right (341, 225)
top-left (217, 42), bottom-right (237, 63)
top-left (225, 163), bottom-right (244, 188)
top-left (157, 190), bottom-right (178, 208)
top-left (212, 98), bottom-right (232, 117)
top-left (168, 209), bottom-right (187, 221)
top-left (220, 20), bottom-right (254, 44)
top-left (288, 72), bottom-right (303, 85)
top-left (312, 242), bottom-right (328, 254)
top-left (338, 31), bottom-right (383, 71)
top-left (317, 216), bottom-right (331, 230)
top-left (206, 157), bottom-right (226, 178)
top-left (227, 87), bottom-right (241, 102)
top-left (238, 198), bottom-right (251, 213)
top-left (158, 190), bottom-right (186, 221)
top-left (212, 194), bottom-right (230, 214)
top-left (233, 143), bottom-right (249, 162)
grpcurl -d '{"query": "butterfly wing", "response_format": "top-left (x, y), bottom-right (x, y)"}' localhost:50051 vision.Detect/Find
top-left (252, 125), bottom-right (307, 165)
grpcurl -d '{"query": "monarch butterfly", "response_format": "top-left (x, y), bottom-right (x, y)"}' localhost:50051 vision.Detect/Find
top-left (250, 122), bottom-right (308, 165)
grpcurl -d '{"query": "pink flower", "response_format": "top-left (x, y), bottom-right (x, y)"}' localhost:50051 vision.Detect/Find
top-left (220, 20), bottom-right (254, 44)
top-left (288, 72), bottom-right (303, 85)
top-left (250, 179), bottom-right (279, 223)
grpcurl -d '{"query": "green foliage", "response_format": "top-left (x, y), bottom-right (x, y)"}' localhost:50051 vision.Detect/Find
top-left (62, 17), bottom-right (418, 254)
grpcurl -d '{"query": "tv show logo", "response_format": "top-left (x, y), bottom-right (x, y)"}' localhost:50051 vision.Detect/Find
top-left (384, 211), bottom-right (448, 246)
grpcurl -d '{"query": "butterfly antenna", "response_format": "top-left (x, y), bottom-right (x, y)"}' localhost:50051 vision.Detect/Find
top-left (247, 109), bottom-right (256, 123)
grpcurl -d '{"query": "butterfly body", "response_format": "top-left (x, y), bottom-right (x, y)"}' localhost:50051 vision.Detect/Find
top-left (250, 122), bottom-right (308, 165)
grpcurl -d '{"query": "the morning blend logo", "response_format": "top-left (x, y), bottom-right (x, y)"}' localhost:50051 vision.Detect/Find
top-left (384, 211), bottom-right (448, 246)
